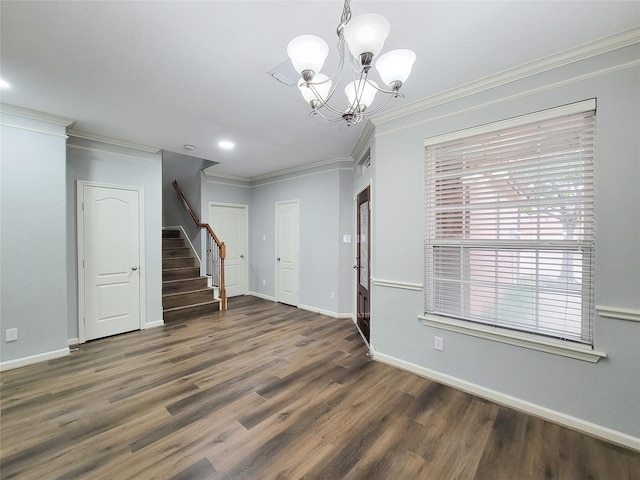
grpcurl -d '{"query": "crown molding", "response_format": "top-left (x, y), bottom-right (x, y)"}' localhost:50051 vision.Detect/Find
top-left (0, 103), bottom-right (75, 127)
top-left (249, 155), bottom-right (354, 183)
top-left (372, 27), bottom-right (640, 126)
top-left (351, 120), bottom-right (375, 164)
top-left (67, 129), bottom-right (160, 154)
top-left (202, 171), bottom-right (250, 182)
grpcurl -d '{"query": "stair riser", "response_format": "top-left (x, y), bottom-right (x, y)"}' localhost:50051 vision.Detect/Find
top-left (162, 247), bottom-right (191, 258)
top-left (162, 230), bottom-right (181, 239)
top-left (163, 267), bottom-right (200, 281)
top-left (163, 290), bottom-right (214, 309)
top-left (162, 277), bottom-right (208, 295)
top-left (163, 257), bottom-right (196, 269)
top-left (162, 238), bottom-right (185, 248)
top-left (163, 302), bottom-right (220, 322)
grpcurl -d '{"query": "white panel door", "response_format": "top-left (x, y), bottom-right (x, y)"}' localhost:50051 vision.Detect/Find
top-left (209, 203), bottom-right (248, 297)
top-left (276, 201), bottom-right (299, 306)
top-left (83, 185), bottom-right (141, 341)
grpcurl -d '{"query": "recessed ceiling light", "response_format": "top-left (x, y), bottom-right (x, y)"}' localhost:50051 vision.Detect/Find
top-left (183, 144), bottom-right (195, 151)
top-left (0, 79), bottom-right (10, 88)
top-left (218, 140), bottom-right (235, 150)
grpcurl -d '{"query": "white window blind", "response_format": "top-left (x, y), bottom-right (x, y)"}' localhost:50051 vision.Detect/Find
top-left (424, 104), bottom-right (596, 345)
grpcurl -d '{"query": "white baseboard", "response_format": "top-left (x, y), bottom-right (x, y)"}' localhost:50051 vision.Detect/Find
top-left (247, 294), bottom-right (353, 320)
top-left (371, 349), bottom-right (640, 452)
top-left (144, 320), bottom-right (164, 329)
top-left (0, 347), bottom-right (70, 372)
top-left (248, 291), bottom-right (277, 302)
top-left (68, 338), bottom-right (79, 346)
top-left (298, 303), bottom-right (353, 319)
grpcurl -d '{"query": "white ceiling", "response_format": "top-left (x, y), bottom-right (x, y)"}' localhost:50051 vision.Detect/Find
top-left (1, 1), bottom-right (638, 178)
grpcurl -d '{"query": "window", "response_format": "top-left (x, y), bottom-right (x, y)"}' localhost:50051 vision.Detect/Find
top-left (424, 101), bottom-right (596, 346)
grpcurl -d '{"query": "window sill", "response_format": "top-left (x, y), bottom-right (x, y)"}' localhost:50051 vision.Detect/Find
top-left (418, 314), bottom-right (606, 363)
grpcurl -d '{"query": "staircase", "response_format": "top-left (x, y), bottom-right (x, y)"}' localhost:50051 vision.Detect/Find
top-left (162, 229), bottom-right (220, 321)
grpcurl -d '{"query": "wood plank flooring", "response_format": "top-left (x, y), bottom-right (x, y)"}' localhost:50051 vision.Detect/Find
top-left (1, 295), bottom-right (639, 479)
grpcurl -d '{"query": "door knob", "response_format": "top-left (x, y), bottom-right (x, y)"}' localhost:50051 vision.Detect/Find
top-left (131, 266), bottom-right (138, 271)
top-left (240, 254), bottom-right (245, 259)
top-left (353, 265), bottom-right (358, 269)
top-left (277, 257), bottom-right (281, 262)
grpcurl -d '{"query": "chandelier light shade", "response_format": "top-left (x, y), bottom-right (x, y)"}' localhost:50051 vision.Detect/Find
top-left (342, 14), bottom-right (390, 59)
top-left (287, 35), bottom-right (329, 78)
top-left (286, 0), bottom-right (416, 125)
top-left (375, 49), bottom-right (416, 88)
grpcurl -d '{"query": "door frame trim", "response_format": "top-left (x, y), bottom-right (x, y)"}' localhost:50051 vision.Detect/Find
top-left (354, 182), bottom-right (373, 327)
top-left (77, 180), bottom-right (146, 343)
top-left (208, 201), bottom-right (249, 296)
top-left (275, 199), bottom-right (300, 306)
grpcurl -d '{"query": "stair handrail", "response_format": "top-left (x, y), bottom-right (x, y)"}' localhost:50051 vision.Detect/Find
top-left (172, 179), bottom-right (227, 310)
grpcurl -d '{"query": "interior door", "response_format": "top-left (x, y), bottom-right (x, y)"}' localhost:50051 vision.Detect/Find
top-left (276, 201), bottom-right (299, 306)
top-left (82, 184), bottom-right (141, 341)
top-left (209, 203), bottom-right (248, 297)
top-left (356, 187), bottom-right (371, 343)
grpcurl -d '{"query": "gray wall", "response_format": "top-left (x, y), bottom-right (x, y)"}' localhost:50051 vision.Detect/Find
top-left (368, 44), bottom-right (640, 437)
top-left (1, 112), bottom-right (69, 363)
top-left (162, 151), bottom-right (208, 253)
top-left (204, 160), bottom-right (354, 316)
top-left (66, 137), bottom-right (163, 339)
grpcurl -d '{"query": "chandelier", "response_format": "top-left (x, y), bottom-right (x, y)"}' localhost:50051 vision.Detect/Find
top-left (286, 0), bottom-right (416, 126)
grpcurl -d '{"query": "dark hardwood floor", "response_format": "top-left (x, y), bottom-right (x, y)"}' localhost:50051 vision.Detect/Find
top-left (1, 296), bottom-right (639, 479)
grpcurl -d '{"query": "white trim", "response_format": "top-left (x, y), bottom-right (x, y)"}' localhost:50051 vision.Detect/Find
top-left (596, 305), bottom-right (640, 323)
top-left (371, 277), bottom-right (423, 291)
top-left (144, 320), bottom-right (165, 329)
top-left (376, 60), bottom-right (638, 139)
top-left (373, 28), bottom-right (640, 126)
top-left (203, 171), bottom-right (249, 182)
top-left (67, 142), bottom-right (159, 162)
top-left (249, 291), bottom-right (277, 302)
top-left (419, 314), bottom-right (606, 363)
top-left (204, 178), bottom-right (252, 188)
top-left (298, 304), bottom-right (352, 319)
top-left (77, 181), bottom-right (146, 344)
top-left (252, 166), bottom-right (348, 189)
top-left (351, 121), bottom-right (375, 163)
top-left (204, 157), bottom-right (355, 185)
top-left (0, 103), bottom-right (75, 126)
top-left (68, 338), bottom-right (79, 346)
top-left (0, 348), bottom-right (69, 372)
top-left (371, 349), bottom-right (640, 452)
top-left (67, 129), bottom-right (159, 153)
top-left (164, 226), bottom-right (201, 266)
top-left (251, 156), bottom-right (353, 182)
top-left (0, 122), bottom-right (70, 138)
top-left (424, 99), bottom-right (596, 147)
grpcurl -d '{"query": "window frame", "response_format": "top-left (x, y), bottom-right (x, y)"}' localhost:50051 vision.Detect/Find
top-left (419, 99), bottom-right (606, 363)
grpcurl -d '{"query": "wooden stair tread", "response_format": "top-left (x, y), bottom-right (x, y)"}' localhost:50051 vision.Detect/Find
top-left (162, 277), bottom-right (208, 285)
top-left (163, 300), bottom-right (219, 313)
top-left (162, 266), bottom-right (199, 272)
top-left (162, 288), bottom-right (212, 299)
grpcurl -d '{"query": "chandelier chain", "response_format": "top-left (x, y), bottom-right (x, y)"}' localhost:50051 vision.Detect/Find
top-left (341, 0), bottom-right (352, 24)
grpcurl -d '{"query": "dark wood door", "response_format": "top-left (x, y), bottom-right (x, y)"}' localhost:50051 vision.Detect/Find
top-left (356, 186), bottom-right (371, 343)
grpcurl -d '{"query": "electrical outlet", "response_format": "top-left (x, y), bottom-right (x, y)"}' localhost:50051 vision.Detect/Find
top-left (434, 336), bottom-right (444, 351)
top-left (262, 279), bottom-right (266, 286)
top-left (330, 292), bottom-right (335, 300)
top-left (6, 328), bottom-right (18, 342)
